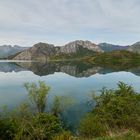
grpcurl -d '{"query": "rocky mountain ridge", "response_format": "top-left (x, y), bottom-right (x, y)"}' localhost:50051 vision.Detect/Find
top-left (128, 42), bottom-right (140, 54)
top-left (98, 43), bottom-right (129, 52)
top-left (1, 40), bottom-right (140, 60)
top-left (60, 40), bottom-right (102, 54)
top-left (12, 40), bottom-right (103, 61)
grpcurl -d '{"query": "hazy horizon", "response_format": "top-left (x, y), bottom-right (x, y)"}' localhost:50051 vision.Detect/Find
top-left (0, 0), bottom-right (140, 46)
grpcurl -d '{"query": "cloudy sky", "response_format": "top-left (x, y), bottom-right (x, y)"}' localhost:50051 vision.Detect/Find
top-left (0, 0), bottom-right (140, 46)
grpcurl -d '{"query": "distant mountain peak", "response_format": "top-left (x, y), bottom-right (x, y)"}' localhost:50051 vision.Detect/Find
top-left (132, 41), bottom-right (140, 46)
top-left (0, 45), bottom-right (29, 58)
top-left (98, 43), bottom-right (128, 52)
top-left (128, 41), bottom-right (140, 53)
top-left (12, 40), bottom-right (102, 61)
top-left (61, 40), bottom-right (102, 53)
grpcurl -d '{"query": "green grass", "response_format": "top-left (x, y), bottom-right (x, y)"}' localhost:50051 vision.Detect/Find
top-left (49, 50), bottom-right (140, 69)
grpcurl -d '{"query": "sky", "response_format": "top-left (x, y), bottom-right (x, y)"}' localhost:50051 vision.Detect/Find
top-left (0, 0), bottom-right (140, 46)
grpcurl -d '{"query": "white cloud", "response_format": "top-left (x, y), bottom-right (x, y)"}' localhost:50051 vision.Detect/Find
top-left (0, 0), bottom-right (140, 46)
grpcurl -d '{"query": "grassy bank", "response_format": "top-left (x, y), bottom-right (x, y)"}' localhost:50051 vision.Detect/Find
top-left (49, 50), bottom-right (140, 67)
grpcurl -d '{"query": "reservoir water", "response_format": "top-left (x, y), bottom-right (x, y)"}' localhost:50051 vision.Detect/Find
top-left (0, 61), bottom-right (140, 130)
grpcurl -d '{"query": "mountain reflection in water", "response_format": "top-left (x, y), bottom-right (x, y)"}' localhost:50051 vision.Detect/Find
top-left (0, 61), bottom-right (140, 77)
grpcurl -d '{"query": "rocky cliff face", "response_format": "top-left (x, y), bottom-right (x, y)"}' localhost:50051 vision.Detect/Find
top-left (13, 43), bottom-right (56, 61)
top-left (60, 40), bottom-right (102, 54)
top-left (128, 42), bottom-right (140, 54)
top-left (12, 40), bottom-right (103, 61)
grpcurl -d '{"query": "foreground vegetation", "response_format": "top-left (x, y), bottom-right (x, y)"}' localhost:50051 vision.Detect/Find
top-left (0, 81), bottom-right (140, 139)
top-left (79, 82), bottom-right (140, 138)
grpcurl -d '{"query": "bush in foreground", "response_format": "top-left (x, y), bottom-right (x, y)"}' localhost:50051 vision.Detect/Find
top-left (0, 81), bottom-right (140, 139)
top-left (79, 82), bottom-right (140, 138)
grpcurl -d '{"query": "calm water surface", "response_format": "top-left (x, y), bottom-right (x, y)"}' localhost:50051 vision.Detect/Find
top-left (0, 61), bottom-right (140, 129)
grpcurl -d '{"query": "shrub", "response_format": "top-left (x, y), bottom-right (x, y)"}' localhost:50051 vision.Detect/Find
top-left (0, 118), bottom-right (18, 140)
top-left (79, 82), bottom-right (140, 138)
top-left (30, 113), bottom-right (63, 139)
top-left (93, 82), bottom-right (140, 131)
top-left (24, 81), bottom-right (50, 113)
top-left (79, 113), bottom-right (108, 138)
top-left (52, 131), bottom-right (76, 140)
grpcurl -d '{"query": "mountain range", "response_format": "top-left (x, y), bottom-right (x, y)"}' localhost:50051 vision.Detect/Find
top-left (11, 40), bottom-right (103, 61)
top-left (0, 40), bottom-right (140, 60)
top-left (98, 43), bottom-right (129, 52)
top-left (0, 45), bottom-right (28, 58)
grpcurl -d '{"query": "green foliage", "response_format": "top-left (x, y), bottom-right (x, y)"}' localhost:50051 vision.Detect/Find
top-left (0, 103), bottom-right (33, 140)
top-left (28, 113), bottom-right (62, 140)
top-left (94, 50), bottom-right (140, 63)
top-left (79, 82), bottom-right (140, 138)
top-left (52, 131), bottom-right (76, 140)
top-left (49, 50), bottom-right (140, 71)
top-left (0, 81), bottom-right (63, 140)
top-left (79, 113), bottom-right (107, 138)
top-left (93, 82), bottom-right (140, 131)
top-left (93, 50), bottom-right (140, 70)
top-left (24, 81), bottom-right (50, 113)
top-left (0, 118), bottom-right (18, 140)
top-left (0, 108), bottom-right (62, 140)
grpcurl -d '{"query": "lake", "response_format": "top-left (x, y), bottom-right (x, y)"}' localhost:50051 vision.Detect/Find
top-left (0, 61), bottom-right (140, 130)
